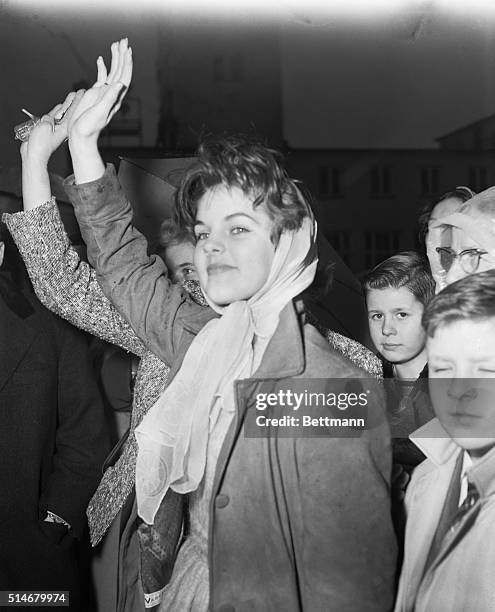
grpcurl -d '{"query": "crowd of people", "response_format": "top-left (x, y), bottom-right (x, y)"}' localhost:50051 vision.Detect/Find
top-left (2, 38), bottom-right (495, 611)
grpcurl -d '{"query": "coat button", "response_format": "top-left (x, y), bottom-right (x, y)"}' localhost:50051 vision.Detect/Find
top-left (215, 494), bottom-right (230, 508)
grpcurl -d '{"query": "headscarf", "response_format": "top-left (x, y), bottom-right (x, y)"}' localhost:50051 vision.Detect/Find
top-left (427, 186), bottom-right (495, 292)
top-left (135, 208), bottom-right (318, 525)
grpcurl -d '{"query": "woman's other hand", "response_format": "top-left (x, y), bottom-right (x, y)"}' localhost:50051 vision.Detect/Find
top-left (68, 38), bottom-right (133, 144)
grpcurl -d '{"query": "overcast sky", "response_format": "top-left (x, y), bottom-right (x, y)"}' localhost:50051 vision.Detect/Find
top-left (3, 0), bottom-right (495, 172)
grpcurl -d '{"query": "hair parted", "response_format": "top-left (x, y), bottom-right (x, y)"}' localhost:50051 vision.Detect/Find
top-left (423, 269), bottom-right (495, 337)
top-left (363, 250), bottom-right (435, 307)
top-left (174, 134), bottom-right (309, 242)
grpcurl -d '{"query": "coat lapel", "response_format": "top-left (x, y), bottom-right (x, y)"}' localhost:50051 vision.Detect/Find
top-left (0, 280), bottom-right (38, 393)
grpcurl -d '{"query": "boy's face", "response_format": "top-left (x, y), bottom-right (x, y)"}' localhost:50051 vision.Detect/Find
top-left (164, 241), bottom-right (198, 283)
top-left (367, 286), bottom-right (426, 365)
top-left (193, 184), bottom-right (275, 306)
top-left (428, 317), bottom-right (495, 457)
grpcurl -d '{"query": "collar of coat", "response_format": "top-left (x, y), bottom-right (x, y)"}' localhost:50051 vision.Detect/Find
top-left (411, 418), bottom-right (495, 499)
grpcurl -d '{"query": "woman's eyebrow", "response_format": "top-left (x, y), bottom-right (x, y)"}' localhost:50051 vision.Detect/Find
top-left (194, 212), bottom-right (259, 228)
top-left (224, 212), bottom-right (258, 223)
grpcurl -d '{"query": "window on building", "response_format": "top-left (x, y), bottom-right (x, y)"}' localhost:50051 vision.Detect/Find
top-left (364, 230), bottom-right (400, 269)
top-left (327, 230), bottom-right (351, 265)
top-left (468, 166), bottom-right (488, 192)
top-left (420, 166), bottom-right (439, 196)
top-left (319, 167), bottom-right (342, 197)
top-left (370, 165), bottom-right (392, 197)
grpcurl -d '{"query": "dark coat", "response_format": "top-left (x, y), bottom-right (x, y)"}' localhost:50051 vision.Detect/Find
top-left (0, 274), bottom-right (108, 605)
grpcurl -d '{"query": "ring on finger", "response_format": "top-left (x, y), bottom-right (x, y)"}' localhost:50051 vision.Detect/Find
top-left (14, 116), bottom-right (41, 142)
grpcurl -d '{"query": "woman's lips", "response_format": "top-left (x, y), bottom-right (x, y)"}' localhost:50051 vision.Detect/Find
top-left (207, 263), bottom-right (235, 275)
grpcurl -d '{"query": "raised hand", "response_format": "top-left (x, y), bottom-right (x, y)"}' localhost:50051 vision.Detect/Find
top-left (68, 38), bottom-right (133, 142)
top-left (19, 90), bottom-right (85, 165)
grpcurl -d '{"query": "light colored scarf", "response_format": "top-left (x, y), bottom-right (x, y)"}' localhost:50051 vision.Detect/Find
top-left (135, 215), bottom-right (318, 524)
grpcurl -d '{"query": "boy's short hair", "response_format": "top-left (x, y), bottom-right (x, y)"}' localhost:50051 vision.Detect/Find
top-left (363, 251), bottom-right (435, 307)
top-left (175, 134), bottom-right (309, 241)
top-left (423, 269), bottom-right (495, 337)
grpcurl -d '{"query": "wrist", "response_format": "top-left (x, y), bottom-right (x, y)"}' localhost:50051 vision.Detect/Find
top-left (69, 137), bottom-right (105, 184)
top-left (68, 132), bottom-right (99, 154)
top-left (21, 148), bottom-right (50, 169)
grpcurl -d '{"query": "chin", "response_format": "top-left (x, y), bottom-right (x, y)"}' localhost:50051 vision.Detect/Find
top-left (206, 278), bottom-right (257, 305)
top-left (206, 287), bottom-right (243, 306)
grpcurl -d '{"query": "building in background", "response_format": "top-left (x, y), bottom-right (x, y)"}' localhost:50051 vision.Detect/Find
top-left (286, 146), bottom-right (495, 274)
top-left (149, 26), bottom-right (495, 274)
top-left (436, 113), bottom-right (495, 151)
top-left (154, 22), bottom-right (283, 151)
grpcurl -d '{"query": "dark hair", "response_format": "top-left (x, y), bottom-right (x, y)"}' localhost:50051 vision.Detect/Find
top-left (363, 251), bottom-right (435, 307)
top-left (174, 134), bottom-right (309, 242)
top-left (423, 269), bottom-right (495, 337)
top-left (417, 186), bottom-right (475, 249)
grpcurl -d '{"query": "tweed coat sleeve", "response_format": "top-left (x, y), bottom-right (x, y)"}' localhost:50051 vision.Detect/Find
top-left (4, 200), bottom-right (146, 357)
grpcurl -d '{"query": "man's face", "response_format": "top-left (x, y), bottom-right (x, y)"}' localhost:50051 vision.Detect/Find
top-left (428, 317), bottom-right (495, 457)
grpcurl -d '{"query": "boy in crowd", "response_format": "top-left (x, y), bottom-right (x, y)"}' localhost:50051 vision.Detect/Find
top-left (364, 251), bottom-right (435, 443)
top-left (364, 251), bottom-right (435, 549)
top-left (396, 269), bottom-right (495, 611)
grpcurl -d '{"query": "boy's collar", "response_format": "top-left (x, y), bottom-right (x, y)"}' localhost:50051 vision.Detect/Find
top-left (410, 418), bottom-right (459, 467)
top-left (411, 418), bottom-right (495, 498)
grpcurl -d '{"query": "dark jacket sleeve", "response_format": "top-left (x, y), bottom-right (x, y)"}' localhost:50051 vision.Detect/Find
top-left (63, 165), bottom-right (208, 366)
top-left (38, 315), bottom-right (109, 539)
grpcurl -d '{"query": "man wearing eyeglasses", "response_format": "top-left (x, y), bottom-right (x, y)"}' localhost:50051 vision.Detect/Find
top-left (426, 185), bottom-right (495, 292)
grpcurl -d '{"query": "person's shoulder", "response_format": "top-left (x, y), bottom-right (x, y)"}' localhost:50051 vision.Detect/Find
top-left (23, 290), bottom-right (90, 342)
top-left (303, 322), bottom-right (372, 379)
top-left (324, 329), bottom-right (382, 377)
top-left (406, 456), bottom-right (438, 500)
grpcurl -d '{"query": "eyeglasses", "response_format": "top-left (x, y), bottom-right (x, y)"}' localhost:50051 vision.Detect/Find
top-left (436, 247), bottom-right (487, 274)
